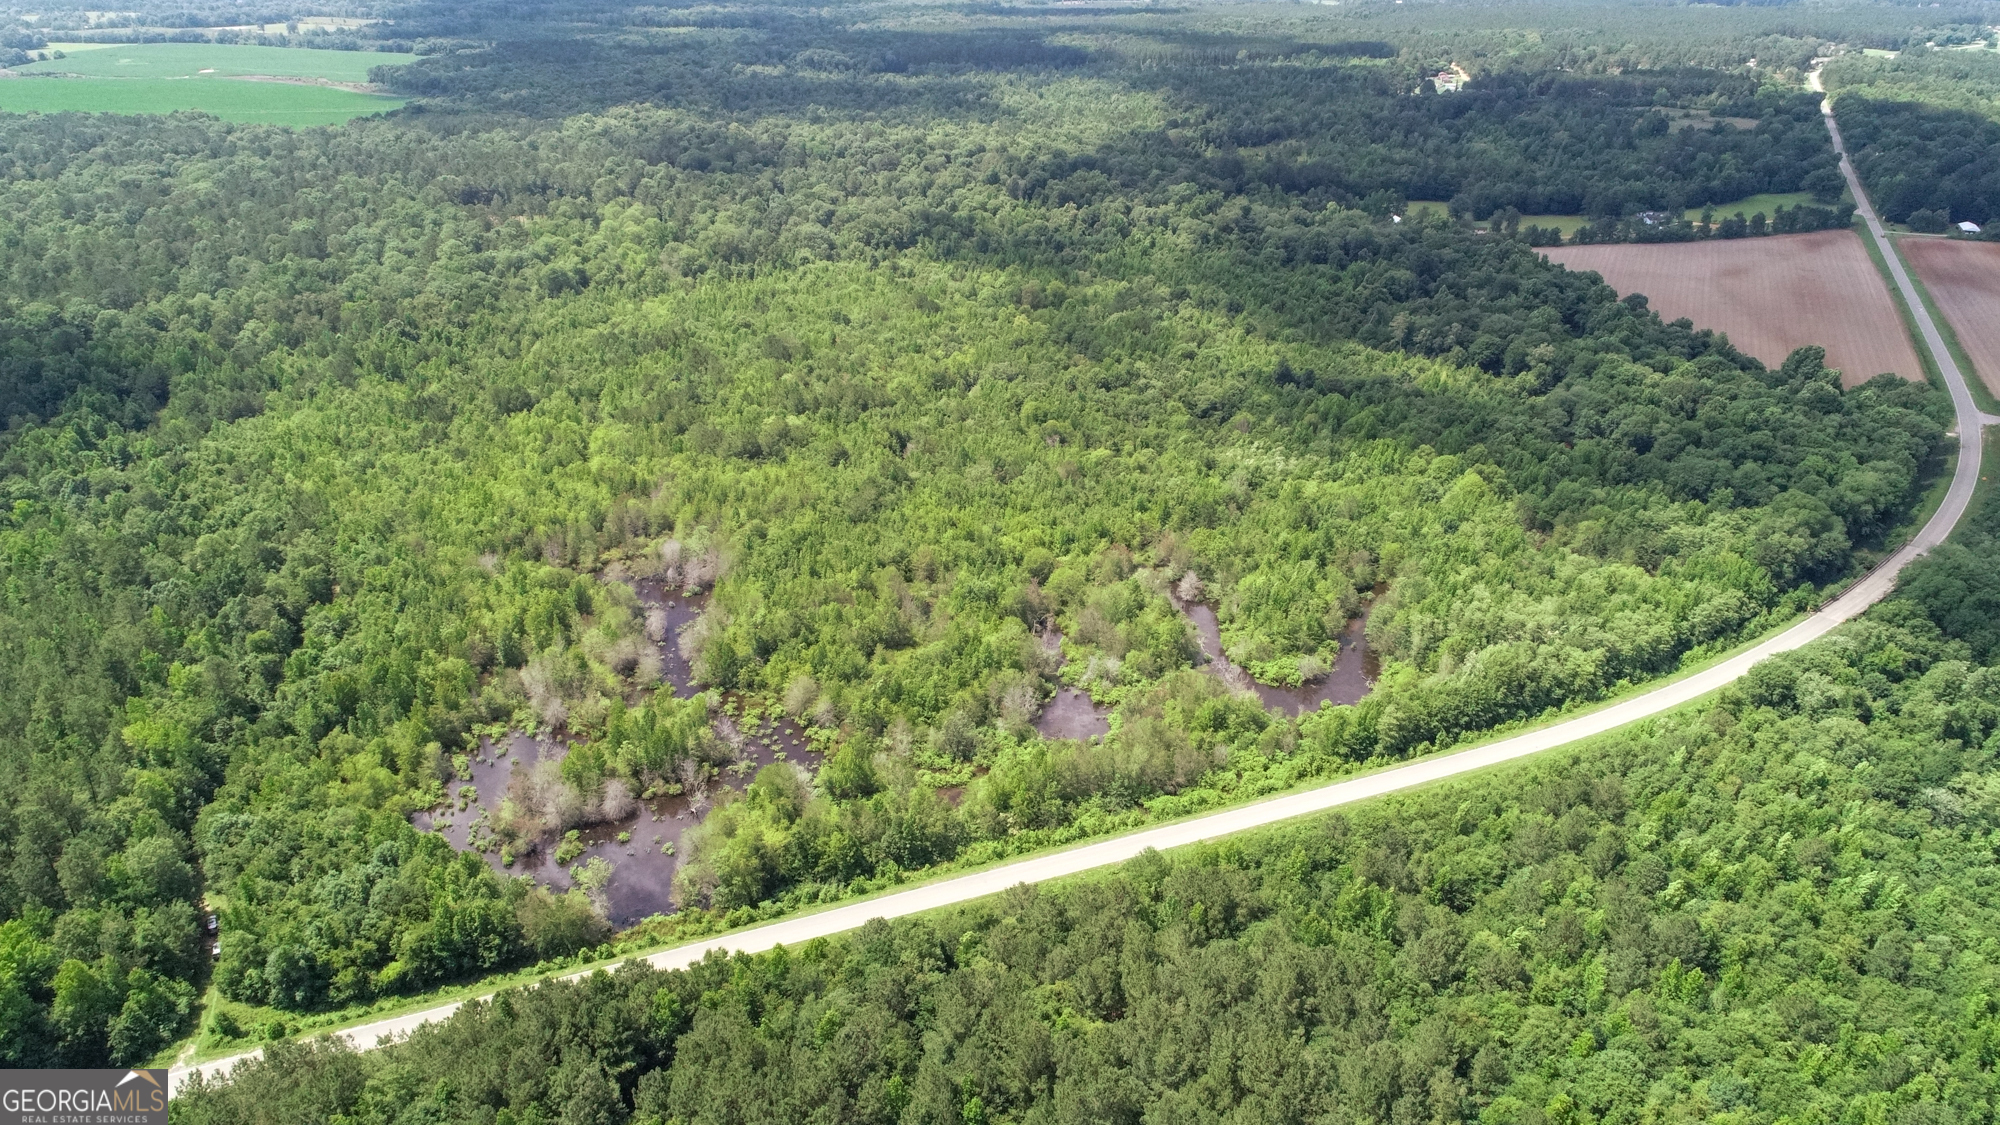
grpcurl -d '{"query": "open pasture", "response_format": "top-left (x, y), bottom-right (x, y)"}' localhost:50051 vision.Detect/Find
top-left (1545, 230), bottom-right (1922, 385)
top-left (15, 43), bottom-right (409, 83)
top-left (1902, 237), bottom-right (2000, 399)
top-left (1680, 191), bottom-right (1822, 223)
top-left (0, 43), bottom-right (412, 125)
top-left (0, 77), bottom-right (404, 125)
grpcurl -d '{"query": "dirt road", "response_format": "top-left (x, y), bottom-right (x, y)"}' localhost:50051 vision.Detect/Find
top-left (169, 100), bottom-right (1987, 1095)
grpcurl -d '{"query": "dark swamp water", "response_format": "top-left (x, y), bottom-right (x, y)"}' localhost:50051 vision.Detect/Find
top-left (1030, 598), bottom-right (1379, 739)
top-left (412, 582), bottom-right (820, 927)
top-left (1032, 627), bottom-right (1115, 740)
top-left (419, 580), bottom-right (1374, 926)
top-left (1178, 599), bottom-right (1380, 717)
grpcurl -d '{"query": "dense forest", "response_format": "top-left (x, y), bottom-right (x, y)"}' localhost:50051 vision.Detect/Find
top-left (169, 582), bottom-right (2000, 1124)
top-left (359, 16), bottom-right (1850, 222)
top-left (1827, 47), bottom-right (2000, 229)
top-left (1826, 46), bottom-right (2000, 124)
top-left (0, 0), bottom-right (1981, 1074)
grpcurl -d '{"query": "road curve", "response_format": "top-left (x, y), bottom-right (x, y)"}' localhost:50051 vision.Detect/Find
top-left (169, 103), bottom-right (1986, 1094)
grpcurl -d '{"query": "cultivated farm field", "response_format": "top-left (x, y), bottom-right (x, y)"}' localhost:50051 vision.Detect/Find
top-left (1, 43), bottom-right (410, 125)
top-left (0, 78), bottom-right (404, 125)
top-left (1902, 237), bottom-right (2000, 398)
top-left (15, 43), bottom-right (407, 83)
top-left (1546, 230), bottom-right (1922, 385)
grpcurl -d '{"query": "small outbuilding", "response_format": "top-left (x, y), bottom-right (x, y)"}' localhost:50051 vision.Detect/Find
top-left (1959, 220), bottom-right (1983, 233)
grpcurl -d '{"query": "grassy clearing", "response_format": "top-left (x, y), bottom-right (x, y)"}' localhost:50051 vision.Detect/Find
top-left (1406, 202), bottom-right (1591, 237)
top-left (1501, 213), bottom-right (1592, 236)
top-left (17, 43), bottom-right (412, 83)
top-left (1681, 190), bottom-right (1822, 221)
top-left (0, 77), bottom-right (405, 125)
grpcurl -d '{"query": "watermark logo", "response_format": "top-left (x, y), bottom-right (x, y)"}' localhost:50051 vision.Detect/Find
top-left (0, 1069), bottom-right (166, 1124)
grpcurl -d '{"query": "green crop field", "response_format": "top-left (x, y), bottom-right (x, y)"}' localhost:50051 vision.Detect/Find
top-left (0, 76), bottom-right (405, 125)
top-left (1682, 190), bottom-right (1824, 221)
top-left (15, 43), bottom-right (412, 83)
top-left (1, 43), bottom-right (413, 125)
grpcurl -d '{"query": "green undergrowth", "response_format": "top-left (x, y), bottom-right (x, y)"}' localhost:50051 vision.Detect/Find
top-left (169, 600), bottom-right (2000, 1124)
top-left (172, 601), bottom-right (1822, 1067)
top-left (0, 18), bottom-right (1965, 1073)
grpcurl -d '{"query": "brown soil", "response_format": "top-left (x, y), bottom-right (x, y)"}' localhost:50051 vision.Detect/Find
top-left (1546, 230), bottom-right (1923, 387)
top-left (1901, 237), bottom-right (2000, 400)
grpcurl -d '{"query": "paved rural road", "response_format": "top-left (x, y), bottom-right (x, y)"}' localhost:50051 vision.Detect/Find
top-left (169, 103), bottom-right (1988, 1094)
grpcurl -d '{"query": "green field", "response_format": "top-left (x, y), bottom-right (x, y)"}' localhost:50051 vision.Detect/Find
top-left (1406, 202), bottom-right (1592, 236)
top-left (1682, 190), bottom-right (1823, 221)
top-left (1501, 212), bottom-right (1592, 235)
top-left (0, 77), bottom-right (405, 125)
top-left (1405, 199), bottom-right (1560, 228)
top-left (1, 43), bottom-right (413, 125)
top-left (16, 43), bottom-right (411, 83)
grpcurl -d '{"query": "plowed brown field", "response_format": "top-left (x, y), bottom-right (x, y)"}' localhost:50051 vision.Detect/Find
top-left (1545, 230), bottom-right (1921, 386)
top-left (1902, 238), bottom-right (2000, 399)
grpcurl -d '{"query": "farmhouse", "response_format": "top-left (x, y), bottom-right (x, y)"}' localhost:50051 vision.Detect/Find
top-left (1425, 65), bottom-right (1469, 93)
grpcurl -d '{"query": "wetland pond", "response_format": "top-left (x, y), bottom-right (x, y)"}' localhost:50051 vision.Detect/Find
top-left (1033, 627), bottom-right (1114, 740)
top-left (1179, 599), bottom-right (1379, 717)
top-left (419, 581), bottom-right (1372, 925)
top-left (1030, 599), bottom-right (1379, 739)
top-left (412, 582), bottom-right (821, 927)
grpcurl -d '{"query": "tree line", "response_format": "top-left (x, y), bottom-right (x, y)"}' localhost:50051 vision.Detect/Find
top-left (170, 587), bottom-right (2000, 1124)
top-left (0, 0), bottom-right (1960, 1065)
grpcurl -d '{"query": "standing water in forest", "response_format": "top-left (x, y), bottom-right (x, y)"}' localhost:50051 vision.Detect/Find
top-left (1033, 596), bottom-right (1379, 741)
top-left (1177, 597), bottom-right (1379, 716)
top-left (414, 586), bottom-right (821, 925)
